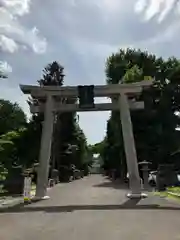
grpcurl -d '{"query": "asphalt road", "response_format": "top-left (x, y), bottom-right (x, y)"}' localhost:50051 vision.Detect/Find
top-left (1, 175), bottom-right (180, 240)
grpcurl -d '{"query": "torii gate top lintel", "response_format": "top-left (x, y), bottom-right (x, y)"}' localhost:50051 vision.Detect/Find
top-left (20, 80), bottom-right (152, 97)
top-left (20, 80), bottom-right (153, 113)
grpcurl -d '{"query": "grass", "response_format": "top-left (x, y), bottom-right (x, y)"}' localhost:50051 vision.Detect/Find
top-left (0, 185), bottom-right (5, 194)
top-left (154, 187), bottom-right (180, 202)
top-left (0, 171), bottom-right (7, 194)
top-left (30, 184), bottom-right (36, 196)
top-left (154, 191), bottom-right (168, 197)
top-left (0, 174), bottom-right (6, 181)
top-left (167, 186), bottom-right (180, 194)
top-left (0, 183), bottom-right (36, 197)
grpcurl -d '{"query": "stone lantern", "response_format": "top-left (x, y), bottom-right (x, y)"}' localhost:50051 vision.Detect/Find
top-left (139, 160), bottom-right (151, 191)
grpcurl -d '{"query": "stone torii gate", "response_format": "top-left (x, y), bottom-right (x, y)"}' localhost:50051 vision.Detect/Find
top-left (20, 80), bottom-right (152, 199)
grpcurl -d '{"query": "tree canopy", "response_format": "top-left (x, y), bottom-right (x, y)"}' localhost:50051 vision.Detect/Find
top-left (0, 61), bottom-right (89, 181)
top-left (102, 48), bottom-right (180, 178)
top-left (33, 61), bottom-right (89, 178)
top-left (0, 99), bottom-right (27, 135)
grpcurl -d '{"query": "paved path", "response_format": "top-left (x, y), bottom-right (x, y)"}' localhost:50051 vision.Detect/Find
top-left (1, 175), bottom-right (180, 240)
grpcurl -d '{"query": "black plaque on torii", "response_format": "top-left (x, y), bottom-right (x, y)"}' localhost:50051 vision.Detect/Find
top-left (78, 85), bottom-right (95, 109)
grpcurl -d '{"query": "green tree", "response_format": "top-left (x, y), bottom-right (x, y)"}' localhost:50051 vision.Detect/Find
top-left (0, 129), bottom-right (25, 169)
top-left (0, 100), bottom-right (37, 175)
top-left (32, 61), bottom-right (88, 180)
top-left (0, 134), bottom-right (14, 169)
top-left (73, 124), bottom-right (90, 170)
top-left (88, 141), bottom-right (106, 156)
top-left (122, 65), bottom-right (143, 83)
top-left (37, 61), bottom-right (65, 173)
top-left (0, 99), bottom-right (27, 136)
top-left (38, 61), bottom-right (65, 86)
top-left (102, 48), bottom-right (180, 178)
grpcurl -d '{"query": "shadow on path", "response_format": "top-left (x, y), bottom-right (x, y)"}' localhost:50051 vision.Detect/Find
top-left (1, 198), bottom-right (180, 214)
top-left (93, 180), bottom-right (129, 190)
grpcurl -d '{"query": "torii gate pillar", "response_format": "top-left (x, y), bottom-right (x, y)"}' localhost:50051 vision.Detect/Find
top-left (119, 92), bottom-right (147, 198)
top-left (35, 96), bottom-right (54, 200)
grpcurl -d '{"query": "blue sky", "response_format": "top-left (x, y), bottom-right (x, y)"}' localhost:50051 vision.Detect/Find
top-left (0, 0), bottom-right (180, 144)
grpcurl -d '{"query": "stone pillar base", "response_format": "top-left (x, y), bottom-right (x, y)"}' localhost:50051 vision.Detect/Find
top-left (126, 192), bottom-right (148, 199)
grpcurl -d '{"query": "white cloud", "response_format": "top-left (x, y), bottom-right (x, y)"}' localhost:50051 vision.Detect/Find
top-left (0, 35), bottom-right (18, 53)
top-left (0, 61), bottom-right (12, 74)
top-left (146, 21), bottom-right (180, 45)
top-left (2, 0), bottom-right (180, 143)
top-left (135, 0), bottom-right (177, 22)
top-left (0, 0), bottom-right (31, 16)
top-left (158, 0), bottom-right (176, 22)
top-left (134, 0), bottom-right (147, 13)
top-left (143, 0), bottom-right (163, 21)
top-left (176, 1), bottom-right (180, 15)
top-left (0, 0), bottom-right (47, 54)
top-left (95, 0), bottom-right (122, 13)
top-left (133, 0), bottom-right (180, 47)
top-left (31, 27), bottom-right (47, 54)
